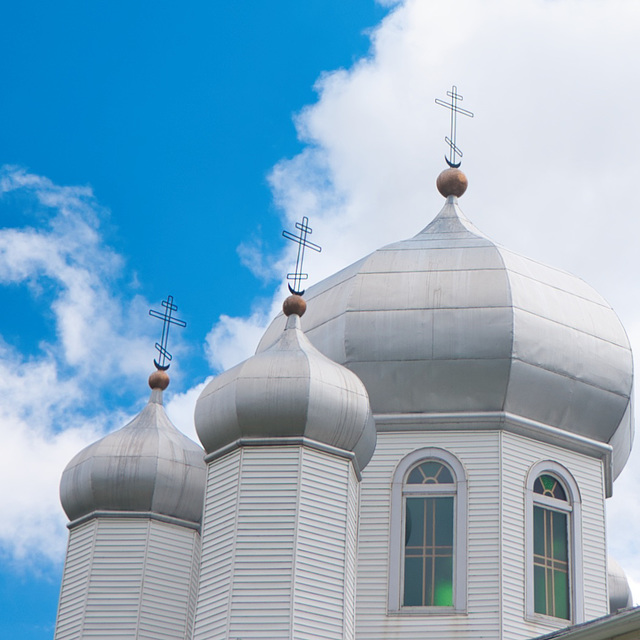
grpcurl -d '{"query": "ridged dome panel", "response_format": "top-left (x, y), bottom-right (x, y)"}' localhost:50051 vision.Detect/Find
top-left (60, 389), bottom-right (206, 524)
top-left (195, 313), bottom-right (376, 471)
top-left (608, 556), bottom-right (634, 613)
top-left (258, 199), bottom-right (634, 476)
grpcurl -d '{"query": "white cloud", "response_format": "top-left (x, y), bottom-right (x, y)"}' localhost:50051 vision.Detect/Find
top-left (237, 234), bottom-right (282, 284)
top-left (0, 167), bottom-right (154, 379)
top-left (0, 417), bottom-right (100, 566)
top-left (0, 166), bottom-right (160, 564)
top-left (165, 379), bottom-right (210, 444)
top-left (204, 294), bottom-right (288, 372)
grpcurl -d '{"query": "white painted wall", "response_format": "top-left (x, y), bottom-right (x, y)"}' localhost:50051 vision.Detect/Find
top-left (54, 516), bottom-right (201, 640)
top-left (355, 428), bottom-right (607, 640)
top-left (502, 432), bottom-right (607, 639)
top-left (192, 445), bottom-right (359, 640)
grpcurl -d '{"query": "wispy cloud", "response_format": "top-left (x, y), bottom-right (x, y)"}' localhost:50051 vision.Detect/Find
top-left (0, 167), bottom-right (154, 377)
top-left (204, 297), bottom-right (283, 373)
top-left (236, 233), bottom-right (282, 284)
top-left (0, 166), bottom-right (160, 565)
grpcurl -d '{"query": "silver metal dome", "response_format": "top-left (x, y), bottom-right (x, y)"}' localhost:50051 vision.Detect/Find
top-left (258, 197), bottom-right (634, 476)
top-left (608, 556), bottom-right (634, 612)
top-left (195, 312), bottom-right (376, 471)
top-left (60, 387), bottom-right (206, 525)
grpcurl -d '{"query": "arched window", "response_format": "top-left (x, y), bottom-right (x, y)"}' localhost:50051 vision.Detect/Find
top-left (526, 462), bottom-right (583, 624)
top-left (389, 448), bottom-right (467, 613)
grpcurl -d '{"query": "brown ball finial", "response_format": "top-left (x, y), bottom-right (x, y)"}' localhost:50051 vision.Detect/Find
top-left (283, 294), bottom-right (307, 317)
top-left (148, 370), bottom-right (170, 391)
top-left (436, 167), bottom-right (468, 198)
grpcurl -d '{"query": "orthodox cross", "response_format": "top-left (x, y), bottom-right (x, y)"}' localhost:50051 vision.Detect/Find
top-left (282, 216), bottom-right (322, 296)
top-left (435, 85), bottom-right (474, 168)
top-left (149, 295), bottom-right (187, 370)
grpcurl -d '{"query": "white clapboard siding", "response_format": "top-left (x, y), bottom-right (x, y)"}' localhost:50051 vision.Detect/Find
top-left (357, 430), bottom-right (502, 640)
top-left (193, 445), bottom-right (359, 640)
top-left (501, 432), bottom-right (607, 640)
top-left (55, 520), bottom-right (97, 640)
top-left (54, 517), bottom-right (200, 640)
top-left (344, 462), bottom-right (360, 640)
top-left (355, 427), bottom-right (609, 640)
top-left (192, 450), bottom-right (241, 639)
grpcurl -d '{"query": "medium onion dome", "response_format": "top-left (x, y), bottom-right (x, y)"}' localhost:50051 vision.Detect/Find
top-left (258, 169), bottom-right (634, 477)
top-left (608, 556), bottom-right (634, 613)
top-left (195, 295), bottom-right (377, 472)
top-left (60, 371), bottom-right (206, 525)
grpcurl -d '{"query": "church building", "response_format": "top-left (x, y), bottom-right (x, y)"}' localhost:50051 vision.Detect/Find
top-left (52, 163), bottom-right (639, 640)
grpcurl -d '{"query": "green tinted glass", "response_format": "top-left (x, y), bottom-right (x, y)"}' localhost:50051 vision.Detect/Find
top-left (403, 556), bottom-right (423, 607)
top-left (533, 505), bottom-right (570, 619)
top-left (554, 569), bottom-right (570, 620)
top-left (534, 475), bottom-right (567, 501)
top-left (552, 512), bottom-right (568, 560)
top-left (403, 496), bottom-right (454, 607)
top-left (434, 556), bottom-right (453, 606)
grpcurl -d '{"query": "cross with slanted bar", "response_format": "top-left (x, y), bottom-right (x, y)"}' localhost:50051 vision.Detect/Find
top-left (149, 295), bottom-right (187, 370)
top-left (435, 85), bottom-right (474, 168)
top-left (282, 216), bottom-right (322, 296)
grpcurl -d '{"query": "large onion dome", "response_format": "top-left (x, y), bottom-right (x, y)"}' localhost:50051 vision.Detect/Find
top-left (258, 169), bottom-right (633, 477)
top-left (60, 371), bottom-right (206, 525)
top-left (195, 295), bottom-right (376, 472)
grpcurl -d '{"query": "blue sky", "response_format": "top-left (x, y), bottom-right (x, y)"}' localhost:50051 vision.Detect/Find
top-left (3, 1), bottom-right (640, 638)
top-left (0, 3), bottom-right (389, 637)
top-left (0, 0), bottom-right (386, 376)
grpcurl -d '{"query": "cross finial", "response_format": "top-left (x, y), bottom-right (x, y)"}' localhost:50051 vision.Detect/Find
top-left (282, 216), bottom-right (322, 296)
top-left (148, 295), bottom-right (187, 371)
top-left (435, 85), bottom-right (474, 168)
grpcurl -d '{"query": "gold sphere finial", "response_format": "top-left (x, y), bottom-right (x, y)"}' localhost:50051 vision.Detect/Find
top-left (148, 370), bottom-right (170, 391)
top-left (283, 295), bottom-right (307, 317)
top-left (437, 167), bottom-right (468, 198)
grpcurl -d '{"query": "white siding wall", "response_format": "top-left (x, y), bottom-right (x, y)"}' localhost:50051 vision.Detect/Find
top-left (54, 517), bottom-right (201, 640)
top-left (55, 520), bottom-right (97, 640)
top-left (356, 429), bottom-right (608, 640)
top-left (193, 445), bottom-right (359, 640)
top-left (501, 432), bottom-right (608, 639)
top-left (356, 430), bottom-right (501, 640)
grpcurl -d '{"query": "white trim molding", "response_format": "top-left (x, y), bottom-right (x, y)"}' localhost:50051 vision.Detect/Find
top-left (388, 447), bottom-right (468, 614)
top-left (374, 411), bottom-right (614, 497)
top-left (525, 460), bottom-right (584, 625)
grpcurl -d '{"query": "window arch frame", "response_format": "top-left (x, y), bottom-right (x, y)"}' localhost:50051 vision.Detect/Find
top-left (388, 448), bottom-right (467, 613)
top-left (525, 460), bottom-right (584, 624)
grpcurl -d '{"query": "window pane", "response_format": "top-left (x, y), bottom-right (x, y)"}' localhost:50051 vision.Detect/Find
top-left (407, 462), bottom-right (454, 484)
top-left (423, 557), bottom-right (433, 606)
top-left (426, 498), bottom-right (435, 546)
top-left (405, 497), bottom-right (424, 547)
top-left (552, 512), bottom-right (568, 561)
top-left (534, 506), bottom-right (545, 556)
top-left (403, 496), bottom-right (454, 607)
top-left (435, 498), bottom-right (454, 546)
top-left (534, 565), bottom-right (547, 614)
top-left (403, 556), bottom-right (423, 606)
top-left (533, 505), bottom-right (570, 619)
top-left (534, 474), bottom-right (567, 501)
top-left (553, 569), bottom-right (570, 620)
top-left (434, 556), bottom-right (454, 606)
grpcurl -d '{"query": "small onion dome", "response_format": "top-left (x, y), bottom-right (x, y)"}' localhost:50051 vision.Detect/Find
top-left (195, 296), bottom-right (376, 472)
top-left (608, 556), bottom-right (634, 613)
top-left (60, 372), bottom-right (206, 525)
top-left (258, 183), bottom-right (633, 478)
